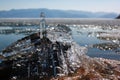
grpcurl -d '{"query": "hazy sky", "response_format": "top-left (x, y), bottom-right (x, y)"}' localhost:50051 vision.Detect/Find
top-left (0, 0), bottom-right (120, 13)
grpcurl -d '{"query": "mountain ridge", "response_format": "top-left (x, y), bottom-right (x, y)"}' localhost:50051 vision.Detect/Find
top-left (0, 8), bottom-right (118, 18)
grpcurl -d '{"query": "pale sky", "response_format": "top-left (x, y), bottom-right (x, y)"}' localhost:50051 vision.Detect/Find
top-left (0, 0), bottom-right (120, 13)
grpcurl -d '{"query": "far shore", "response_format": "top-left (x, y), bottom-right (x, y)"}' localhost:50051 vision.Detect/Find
top-left (0, 18), bottom-right (120, 25)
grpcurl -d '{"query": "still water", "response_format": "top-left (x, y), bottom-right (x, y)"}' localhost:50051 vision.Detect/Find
top-left (0, 25), bottom-right (120, 60)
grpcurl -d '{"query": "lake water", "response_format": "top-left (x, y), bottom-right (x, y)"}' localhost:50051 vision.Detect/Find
top-left (71, 25), bottom-right (120, 60)
top-left (0, 25), bottom-right (120, 60)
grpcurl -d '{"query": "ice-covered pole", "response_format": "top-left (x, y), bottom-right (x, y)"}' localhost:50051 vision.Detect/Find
top-left (40, 12), bottom-right (46, 38)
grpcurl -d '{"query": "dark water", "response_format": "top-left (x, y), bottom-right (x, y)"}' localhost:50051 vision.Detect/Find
top-left (0, 26), bottom-right (120, 60)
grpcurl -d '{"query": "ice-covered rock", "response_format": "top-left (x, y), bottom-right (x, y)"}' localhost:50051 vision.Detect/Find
top-left (0, 25), bottom-right (120, 80)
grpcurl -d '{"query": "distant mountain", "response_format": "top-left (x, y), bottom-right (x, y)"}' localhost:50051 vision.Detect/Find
top-left (116, 14), bottom-right (120, 19)
top-left (0, 8), bottom-right (118, 18)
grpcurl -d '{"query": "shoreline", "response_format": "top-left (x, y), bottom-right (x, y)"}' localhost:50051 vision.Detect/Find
top-left (0, 18), bottom-right (120, 26)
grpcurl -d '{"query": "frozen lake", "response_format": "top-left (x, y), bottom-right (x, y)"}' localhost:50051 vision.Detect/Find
top-left (70, 25), bottom-right (120, 60)
top-left (0, 19), bottom-right (120, 60)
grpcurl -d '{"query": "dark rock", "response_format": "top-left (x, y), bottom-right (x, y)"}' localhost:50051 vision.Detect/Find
top-left (116, 14), bottom-right (120, 19)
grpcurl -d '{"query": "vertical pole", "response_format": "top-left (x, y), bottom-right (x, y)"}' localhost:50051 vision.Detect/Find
top-left (40, 12), bottom-right (46, 38)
